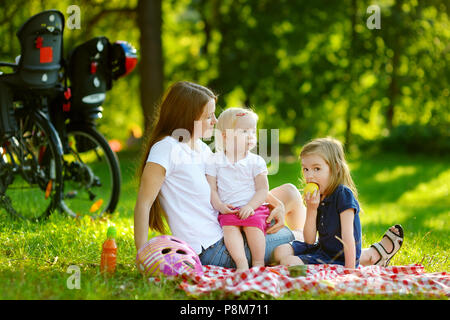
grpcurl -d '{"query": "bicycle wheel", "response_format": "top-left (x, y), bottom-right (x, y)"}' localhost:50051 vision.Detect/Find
top-left (0, 109), bottom-right (63, 221)
top-left (60, 123), bottom-right (121, 218)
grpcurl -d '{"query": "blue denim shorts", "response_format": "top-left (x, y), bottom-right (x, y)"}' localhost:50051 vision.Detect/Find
top-left (198, 226), bottom-right (295, 268)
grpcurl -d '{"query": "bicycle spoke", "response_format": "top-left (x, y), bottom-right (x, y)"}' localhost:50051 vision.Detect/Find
top-left (60, 126), bottom-right (120, 218)
top-left (0, 111), bottom-right (62, 220)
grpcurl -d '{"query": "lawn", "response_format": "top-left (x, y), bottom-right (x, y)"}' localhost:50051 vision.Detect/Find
top-left (0, 151), bottom-right (448, 300)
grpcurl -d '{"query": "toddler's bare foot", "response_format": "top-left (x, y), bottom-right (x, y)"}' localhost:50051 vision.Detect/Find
top-left (251, 260), bottom-right (265, 268)
top-left (235, 260), bottom-right (249, 272)
top-left (236, 266), bottom-right (249, 272)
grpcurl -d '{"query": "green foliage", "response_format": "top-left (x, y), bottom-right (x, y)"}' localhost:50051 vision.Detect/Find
top-left (377, 124), bottom-right (450, 155)
top-left (166, 0), bottom-right (450, 153)
top-left (0, 0), bottom-right (448, 150)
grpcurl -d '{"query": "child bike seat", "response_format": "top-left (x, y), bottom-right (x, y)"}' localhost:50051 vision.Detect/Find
top-left (0, 10), bottom-right (64, 90)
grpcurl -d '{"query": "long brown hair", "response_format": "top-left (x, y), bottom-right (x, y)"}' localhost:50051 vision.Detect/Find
top-left (137, 81), bottom-right (217, 234)
top-left (300, 137), bottom-right (359, 202)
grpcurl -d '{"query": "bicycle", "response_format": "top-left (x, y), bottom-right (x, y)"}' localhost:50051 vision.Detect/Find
top-left (52, 36), bottom-right (137, 218)
top-left (0, 10), bottom-right (65, 221)
top-left (0, 10), bottom-right (138, 220)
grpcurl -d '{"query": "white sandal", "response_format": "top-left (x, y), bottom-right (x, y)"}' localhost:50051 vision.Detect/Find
top-left (370, 224), bottom-right (404, 267)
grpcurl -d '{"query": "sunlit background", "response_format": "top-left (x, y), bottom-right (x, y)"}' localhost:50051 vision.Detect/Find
top-left (1, 0), bottom-right (448, 157)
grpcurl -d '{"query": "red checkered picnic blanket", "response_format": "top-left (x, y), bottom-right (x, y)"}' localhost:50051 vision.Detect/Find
top-left (179, 264), bottom-right (449, 297)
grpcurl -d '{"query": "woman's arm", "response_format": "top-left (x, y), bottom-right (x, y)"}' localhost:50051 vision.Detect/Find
top-left (264, 191), bottom-right (285, 234)
top-left (340, 209), bottom-right (356, 269)
top-left (134, 162), bottom-right (166, 251)
top-left (206, 174), bottom-right (223, 210)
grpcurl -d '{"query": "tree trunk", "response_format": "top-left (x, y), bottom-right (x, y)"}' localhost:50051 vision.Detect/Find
top-left (137, 0), bottom-right (164, 132)
top-left (386, 0), bottom-right (403, 131)
top-left (344, 0), bottom-right (358, 149)
top-left (386, 47), bottom-right (399, 130)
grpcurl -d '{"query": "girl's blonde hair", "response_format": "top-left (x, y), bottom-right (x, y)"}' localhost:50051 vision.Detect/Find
top-left (137, 81), bottom-right (217, 234)
top-left (215, 107), bottom-right (258, 151)
top-left (300, 137), bottom-right (358, 201)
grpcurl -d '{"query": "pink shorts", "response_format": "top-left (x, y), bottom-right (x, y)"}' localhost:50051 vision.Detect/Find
top-left (218, 204), bottom-right (271, 235)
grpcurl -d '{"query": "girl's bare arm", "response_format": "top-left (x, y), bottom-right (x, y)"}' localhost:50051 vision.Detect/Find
top-left (340, 208), bottom-right (356, 269)
top-left (246, 173), bottom-right (269, 210)
top-left (303, 190), bottom-right (320, 244)
top-left (239, 173), bottom-right (269, 219)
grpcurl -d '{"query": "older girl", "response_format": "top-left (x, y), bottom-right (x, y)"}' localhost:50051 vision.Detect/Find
top-left (274, 138), bottom-right (404, 268)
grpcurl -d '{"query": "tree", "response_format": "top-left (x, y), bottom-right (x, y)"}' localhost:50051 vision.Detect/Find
top-left (138, 0), bottom-right (164, 132)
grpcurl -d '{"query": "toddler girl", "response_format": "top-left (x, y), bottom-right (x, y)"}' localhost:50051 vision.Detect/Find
top-left (274, 137), bottom-right (362, 268)
top-left (206, 107), bottom-right (269, 271)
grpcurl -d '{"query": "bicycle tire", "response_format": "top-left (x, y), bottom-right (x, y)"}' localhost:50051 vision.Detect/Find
top-left (0, 109), bottom-right (63, 221)
top-left (59, 123), bottom-right (121, 218)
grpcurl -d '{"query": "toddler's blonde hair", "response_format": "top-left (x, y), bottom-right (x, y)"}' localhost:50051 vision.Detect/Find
top-left (215, 107), bottom-right (258, 151)
top-left (300, 137), bottom-right (358, 201)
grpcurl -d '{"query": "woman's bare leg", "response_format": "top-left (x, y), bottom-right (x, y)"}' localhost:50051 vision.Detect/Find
top-left (360, 226), bottom-right (401, 266)
top-left (280, 255), bottom-right (304, 266)
top-left (269, 183), bottom-right (306, 240)
top-left (273, 243), bottom-right (294, 264)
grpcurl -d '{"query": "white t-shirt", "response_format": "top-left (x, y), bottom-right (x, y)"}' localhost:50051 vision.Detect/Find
top-left (205, 151), bottom-right (268, 208)
top-left (146, 136), bottom-right (223, 254)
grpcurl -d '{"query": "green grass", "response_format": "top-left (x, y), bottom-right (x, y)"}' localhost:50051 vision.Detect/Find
top-left (0, 151), bottom-right (448, 300)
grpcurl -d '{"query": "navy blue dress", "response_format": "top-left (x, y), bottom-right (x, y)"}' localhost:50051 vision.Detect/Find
top-left (291, 184), bottom-right (362, 267)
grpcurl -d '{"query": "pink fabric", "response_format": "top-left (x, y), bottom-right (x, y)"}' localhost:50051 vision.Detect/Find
top-left (218, 204), bottom-right (270, 234)
top-left (179, 264), bottom-right (450, 297)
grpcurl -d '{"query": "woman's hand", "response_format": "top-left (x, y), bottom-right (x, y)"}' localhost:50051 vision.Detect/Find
top-left (265, 201), bottom-right (286, 234)
top-left (238, 205), bottom-right (254, 220)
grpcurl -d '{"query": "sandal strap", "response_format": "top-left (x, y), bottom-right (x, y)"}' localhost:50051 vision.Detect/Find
top-left (385, 229), bottom-right (399, 243)
top-left (370, 243), bottom-right (389, 266)
top-left (384, 229), bottom-right (404, 254)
